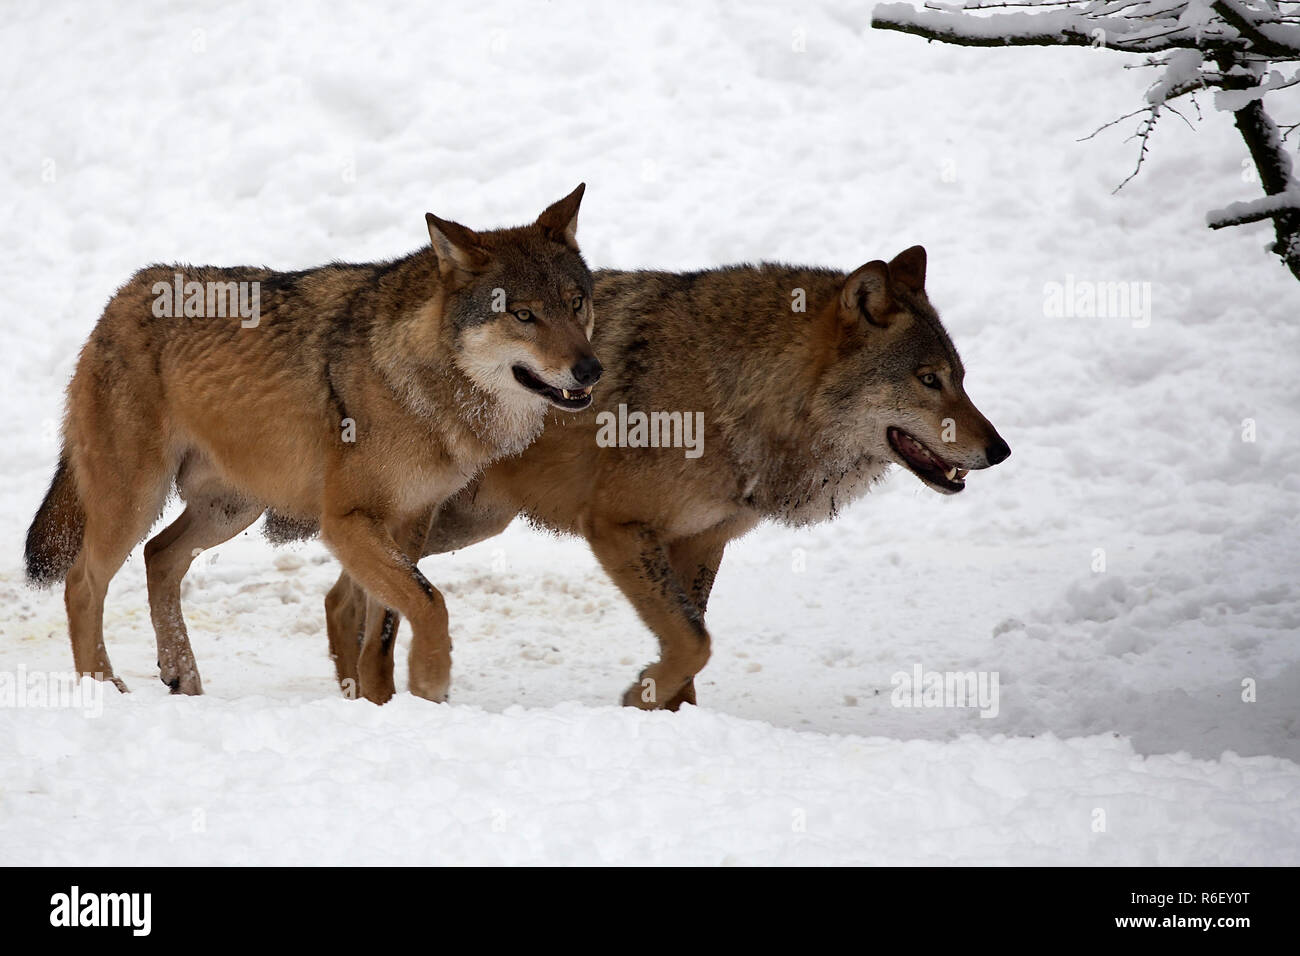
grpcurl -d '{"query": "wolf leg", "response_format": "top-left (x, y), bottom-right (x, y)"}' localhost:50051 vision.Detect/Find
top-left (324, 572), bottom-right (367, 694)
top-left (65, 532), bottom-right (140, 694)
top-left (586, 519), bottom-right (717, 711)
top-left (63, 449), bottom-right (175, 693)
top-left (67, 511), bottom-right (168, 690)
top-left (355, 596), bottom-right (400, 704)
top-left (657, 529), bottom-right (732, 710)
top-left (323, 578), bottom-right (414, 703)
top-left (144, 484), bottom-right (261, 695)
top-left (322, 509), bottom-right (449, 705)
top-left (322, 487), bottom-right (516, 699)
top-left (358, 512), bottom-right (441, 703)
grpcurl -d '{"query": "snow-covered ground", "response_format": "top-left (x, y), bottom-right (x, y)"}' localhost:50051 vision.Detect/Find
top-left (1, 0), bottom-right (1297, 865)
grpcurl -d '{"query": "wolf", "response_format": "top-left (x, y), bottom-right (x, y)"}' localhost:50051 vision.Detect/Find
top-left (318, 245), bottom-right (1010, 709)
top-left (24, 184), bottom-right (600, 704)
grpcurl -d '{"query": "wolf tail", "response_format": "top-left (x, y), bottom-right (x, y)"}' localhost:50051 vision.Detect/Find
top-left (25, 454), bottom-right (85, 586)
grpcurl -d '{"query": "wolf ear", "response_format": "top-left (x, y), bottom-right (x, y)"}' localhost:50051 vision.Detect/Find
top-left (426, 213), bottom-right (488, 276)
top-left (535, 182), bottom-right (586, 251)
top-left (841, 260), bottom-right (897, 329)
top-left (888, 245), bottom-right (927, 295)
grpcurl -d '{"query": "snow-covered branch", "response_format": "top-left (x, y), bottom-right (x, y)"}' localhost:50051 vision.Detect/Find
top-left (1224, 95), bottom-right (1300, 277)
top-left (870, 0), bottom-right (1300, 280)
top-left (1212, 0), bottom-right (1300, 58)
top-left (1207, 188), bottom-right (1300, 227)
top-left (871, 2), bottom-right (1249, 54)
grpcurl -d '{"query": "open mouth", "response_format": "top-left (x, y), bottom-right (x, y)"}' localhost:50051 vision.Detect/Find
top-left (512, 365), bottom-right (593, 410)
top-left (887, 426), bottom-right (969, 494)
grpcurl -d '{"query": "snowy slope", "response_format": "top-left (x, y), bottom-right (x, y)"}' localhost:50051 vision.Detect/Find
top-left (7, 696), bottom-right (1298, 866)
top-left (1, 0), bottom-right (1298, 865)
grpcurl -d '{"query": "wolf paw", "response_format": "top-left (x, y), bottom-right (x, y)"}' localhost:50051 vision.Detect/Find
top-left (621, 674), bottom-right (697, 711)
top-left (157, 659), bottom-right (202, 696)
top-left (663, 679), bottom-right (697, 712)
top-left (407, 652), bottom-right (449, 704)
top-left (407, 680), bottom-right (448, 704)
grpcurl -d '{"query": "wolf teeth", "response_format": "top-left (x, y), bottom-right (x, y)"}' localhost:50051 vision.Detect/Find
top-left (562, 389), bottom-right (574, 400)
top-left (945, 467), bottom-right (958, 481)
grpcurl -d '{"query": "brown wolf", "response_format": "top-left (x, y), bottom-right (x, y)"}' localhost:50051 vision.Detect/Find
top-left (25, 185), bottom-right (600, 704)
top-left (319, 246), bottom-right (1010, 709)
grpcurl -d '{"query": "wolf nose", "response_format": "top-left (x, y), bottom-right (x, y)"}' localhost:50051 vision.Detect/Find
top-left (985, 436), bottom-right (1011, 466)
top-left (571, 356), bottom-right (603, 388)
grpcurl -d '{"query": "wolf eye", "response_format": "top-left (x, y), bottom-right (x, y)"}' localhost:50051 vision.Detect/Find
top-left (572, 294), bottom-right (584, 312)
top-left (514, 309), bottom-right (535, 323)
top-left (919, 372), bottom-right (940, 390)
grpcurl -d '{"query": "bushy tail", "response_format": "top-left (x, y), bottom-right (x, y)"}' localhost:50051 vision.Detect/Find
top-left (25, 455), bottom-right (84, 587)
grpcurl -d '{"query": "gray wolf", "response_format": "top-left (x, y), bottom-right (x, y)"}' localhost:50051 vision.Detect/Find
top-left (25, 184), bottom-right (598, 704)
top-left (321, 245), bottom-right (1010, 708)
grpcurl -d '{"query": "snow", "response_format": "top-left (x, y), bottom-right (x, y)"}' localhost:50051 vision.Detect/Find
top-left (1146, 48), bottom-right (1205, 106)
top-left (1213, 66), bottom-right (1299, 113)
top-left (6, 695), bottom-right (1298, 865)
top-left (871, 4), bottom-right (1104, 42)
top-left (1207, 186), bottom-right (1300, 226)
top-left (2, 0), bottom-right (1299, 865)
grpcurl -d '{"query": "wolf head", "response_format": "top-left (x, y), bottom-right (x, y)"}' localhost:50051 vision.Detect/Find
top-left (825, 245), bottom-right (1009, 495)
top-left (427, 183), bottom-right (601, 412)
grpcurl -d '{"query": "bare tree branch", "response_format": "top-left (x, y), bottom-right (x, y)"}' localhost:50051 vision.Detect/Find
top-left (1078, 105), bottom-right (1151, 141)
top-left (1114, 109), bottom-right (1160, 192)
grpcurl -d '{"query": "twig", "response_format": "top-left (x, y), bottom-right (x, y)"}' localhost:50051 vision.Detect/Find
top-left (1078, 105), bottom-right (1150, 141)
top-left (1115, 108), bottom-right (1160, 192)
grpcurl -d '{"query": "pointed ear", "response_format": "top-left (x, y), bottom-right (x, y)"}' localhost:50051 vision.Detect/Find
top-left (535, 182), bottom-right (585, 251)
top-left (888, 245), bottom-right (927, 295)
top-left (426, 213), bottom-right (488, 275)
top-left (841, 260), bottom-right (896, 328)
